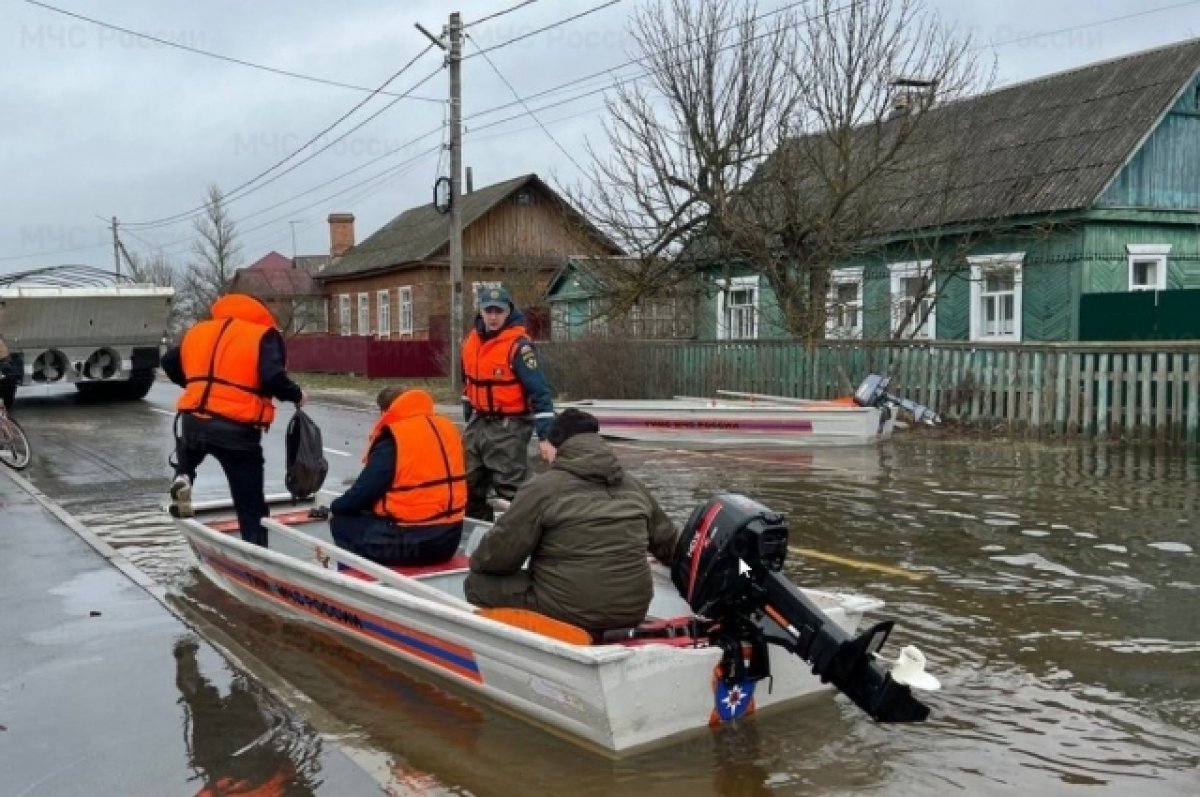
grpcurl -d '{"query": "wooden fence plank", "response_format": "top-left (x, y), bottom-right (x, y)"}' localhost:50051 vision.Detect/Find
top-left (1082, 354), bottom-right (1095, 436)
top-left (1067, 352), bottom-right (1081, 437)
top-left (1096, 353), bottom-right (1110, 439)
top-left (1156, 352), bottom-right (1168, 444)
top-left (1188, 353), bottom-right (1199, 444)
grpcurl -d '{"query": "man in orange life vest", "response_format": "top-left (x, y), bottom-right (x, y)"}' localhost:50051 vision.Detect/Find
top-left (162, 294), bottom-right (306, 546)
top-left (328, 386), bottom-right (466, 566)
top-left (461, 286), bottom-right (555, 521)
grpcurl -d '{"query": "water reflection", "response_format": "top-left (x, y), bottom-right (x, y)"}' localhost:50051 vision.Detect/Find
top-left (174, 636), bottom-right (322, 796)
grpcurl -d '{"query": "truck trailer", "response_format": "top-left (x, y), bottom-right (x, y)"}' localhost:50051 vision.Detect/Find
top-left (0, 283), bottom-right (174, 401)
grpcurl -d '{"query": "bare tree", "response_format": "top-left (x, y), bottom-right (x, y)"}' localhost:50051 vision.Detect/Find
top-left (573, 0), bottom-right (994, 341)
top-left (122, 247), bottom-right (186, 340)
top-left (177, 184), bottom-right (241, 324)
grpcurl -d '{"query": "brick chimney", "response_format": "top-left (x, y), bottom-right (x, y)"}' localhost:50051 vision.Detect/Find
top-left (328, 213), bottom-right (355, 258)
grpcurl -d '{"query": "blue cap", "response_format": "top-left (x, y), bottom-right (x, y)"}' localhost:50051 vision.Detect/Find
top-left (480, 286), bottom-right (511, 310)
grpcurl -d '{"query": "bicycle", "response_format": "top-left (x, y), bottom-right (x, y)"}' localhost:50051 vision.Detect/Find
top-left (0, 403), bottom-right (31, 470)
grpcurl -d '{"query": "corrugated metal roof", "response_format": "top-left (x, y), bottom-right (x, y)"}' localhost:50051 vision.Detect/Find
top-left (230, 251), bottom-right (320, 297)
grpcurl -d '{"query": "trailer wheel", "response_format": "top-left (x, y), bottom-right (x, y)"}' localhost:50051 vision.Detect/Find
top-left (76, 370), bottom-right (156, 402)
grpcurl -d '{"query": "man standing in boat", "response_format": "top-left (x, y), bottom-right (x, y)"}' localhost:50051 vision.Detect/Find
top-left (328, 386), bottom-right (466, 566)
top-left (465, 408), bottom-right (679, 634)
top-left (460, 285), bottom-right (555, 521)
top-left (163, 293), bottom-right (306, 546)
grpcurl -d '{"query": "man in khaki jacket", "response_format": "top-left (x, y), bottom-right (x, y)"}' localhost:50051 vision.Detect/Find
top-left (465, 409), bottom-right (678, 633)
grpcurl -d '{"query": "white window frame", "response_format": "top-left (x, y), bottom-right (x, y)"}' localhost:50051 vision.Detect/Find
top-left (377, 289), bottom-right (391, 338)
top-left (969, 253), bottom-right (1024, 342)
top-left (716, 276), bottom-right (759, 340)
top-left (338, 294), bottom-right (351, 336)
top-left (398, 286), bottom-right (413, 335)
top-left (888, 261), bottom-right (936, 339)
top-left (1126, 244), bottom-right (1170, 292)
top-left (357, 292), bottom-right (370, 336)
top-left (826, 267), bottom-right (863, 339)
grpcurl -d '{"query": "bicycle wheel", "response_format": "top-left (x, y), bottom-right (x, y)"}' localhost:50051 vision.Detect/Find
top-left (0, 417), bottom-right (31, 470)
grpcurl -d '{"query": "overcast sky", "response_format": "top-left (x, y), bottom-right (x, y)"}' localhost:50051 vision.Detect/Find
top-left (2, 0), bottom-right (1196, 279)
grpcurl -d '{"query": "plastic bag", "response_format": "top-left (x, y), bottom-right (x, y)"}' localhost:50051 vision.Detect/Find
top-left (285, 409), bottom-right (328, 500)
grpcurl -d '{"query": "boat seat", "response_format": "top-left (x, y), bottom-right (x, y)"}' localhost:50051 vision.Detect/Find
top-left (598, 615), bottom-right (703, 648)
top-left (340, 554), bottom-right (471, 581)
top-left (208, 509), bottom-right (315, 533)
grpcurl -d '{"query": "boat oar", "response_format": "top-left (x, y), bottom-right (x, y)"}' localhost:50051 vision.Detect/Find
top-left (788, 545), bottom-right (926, 581)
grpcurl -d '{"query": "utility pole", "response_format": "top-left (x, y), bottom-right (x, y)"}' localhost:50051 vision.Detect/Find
top-left (447, 11), bottom-right (464, 395)
top-left (111, 216), bottom-right (121, 279)
top-left (289, 220), bottom-right (302, 263)
top-left (416, 12), bottom-right (463, 392)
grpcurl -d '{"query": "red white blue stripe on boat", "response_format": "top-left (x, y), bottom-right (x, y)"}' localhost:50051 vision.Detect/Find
top-left (193, 543), bottom-right (483, 684)
top-left (597, 417), bottom-right (815, 433)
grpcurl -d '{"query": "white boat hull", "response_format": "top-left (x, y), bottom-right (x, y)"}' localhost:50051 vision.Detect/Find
top-left (561, 399), bottom-right (893, 448)
top-left (176, 509), bottom-right (882, 755)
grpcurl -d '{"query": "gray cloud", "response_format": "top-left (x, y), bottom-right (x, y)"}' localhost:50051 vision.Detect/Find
top-left (2, 0), bottom-right (1194, 277)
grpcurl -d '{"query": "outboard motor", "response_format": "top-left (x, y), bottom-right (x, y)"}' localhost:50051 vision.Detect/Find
top-left (853, 373), bottom-right (941, 426)
top-left (672, 493), bottom-right (934, 723)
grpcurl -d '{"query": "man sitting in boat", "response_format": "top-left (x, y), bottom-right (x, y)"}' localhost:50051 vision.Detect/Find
top-left (328, 386), bottom-right (467, 566)
top-left (465, 408), bottom-right (679, 635)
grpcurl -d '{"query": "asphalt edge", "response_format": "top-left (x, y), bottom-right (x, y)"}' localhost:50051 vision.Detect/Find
top-left (0, 466), bottom-right (392, 790)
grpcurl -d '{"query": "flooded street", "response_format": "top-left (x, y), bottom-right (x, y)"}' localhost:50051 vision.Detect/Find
top-left (14, 386), bottom-right (1200, 796)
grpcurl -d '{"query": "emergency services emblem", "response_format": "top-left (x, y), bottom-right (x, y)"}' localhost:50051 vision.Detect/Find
top-left (520, 344), bottom-right (538, 370)
top-left (709, 664), bottom-right (757, 725)
top-left (488, 289), bottom-right (502, 301)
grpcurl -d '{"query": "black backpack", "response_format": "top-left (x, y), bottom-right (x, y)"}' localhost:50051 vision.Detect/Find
top-left (285, 409), bottom-right (328, 500)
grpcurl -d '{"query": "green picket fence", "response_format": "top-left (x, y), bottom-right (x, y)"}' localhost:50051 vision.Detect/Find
top-left (539, 339), bottom-right (1200, 444)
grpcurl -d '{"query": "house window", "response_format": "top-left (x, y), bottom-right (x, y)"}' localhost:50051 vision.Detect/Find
top-left (377, 289), bottom-right (391, 338)
top-left (827, 267), bottom-right (863, 339)
top-left (550, 303), bottom-right (568, 340)
top-left (888, 261), bottom-right (935, 339)
top-left (716, 276), bottom-right (759, 340)
top-left (1126, 244), bottom-right (1170, 291)
top-left (969, 253), bottom-right (1023, 341)
top-left (398, 286), bottom-right (413, 335)
top-left (357, 292), bottom-right (370, 335)
top-left (338, 295), bottom-right (351, 336)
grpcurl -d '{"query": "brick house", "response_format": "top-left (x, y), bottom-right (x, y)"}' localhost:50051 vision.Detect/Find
top-left (226, 250), bottom-right (327, 335)
top-left (316, 173), bottom-right (622, 341)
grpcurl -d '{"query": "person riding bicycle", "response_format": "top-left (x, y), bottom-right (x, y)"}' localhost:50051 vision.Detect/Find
top-left (0, 336), bottom-right (17, 417)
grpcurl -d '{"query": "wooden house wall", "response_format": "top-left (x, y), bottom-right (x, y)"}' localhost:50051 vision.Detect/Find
top-left (1096, 76), bottom-right (1200, 210)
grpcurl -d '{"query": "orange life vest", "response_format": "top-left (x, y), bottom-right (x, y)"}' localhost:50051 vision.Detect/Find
top-left (177, 294), bottom-right (277, 429)
top-left (368, 389), bottom-right (466, 526)
top-left (461, 324), bottom-right (529, 416)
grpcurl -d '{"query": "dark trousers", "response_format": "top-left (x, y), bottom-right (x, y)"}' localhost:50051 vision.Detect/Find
top-left (330, 515), bottom-right (462, 566)
top-left (463, 416), bottom-right (533, 521)
top-left (174, 414), bottom-right (268, 547)
top-left (0, 379), bottom-right (15, 416)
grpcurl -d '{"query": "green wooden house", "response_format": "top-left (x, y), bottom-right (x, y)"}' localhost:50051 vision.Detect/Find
top-left (551, 39), bottom-right (1200, 343)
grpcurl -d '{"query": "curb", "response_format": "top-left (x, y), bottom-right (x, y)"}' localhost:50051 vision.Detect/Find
top-left (0, 467), bottom-right (389, 789)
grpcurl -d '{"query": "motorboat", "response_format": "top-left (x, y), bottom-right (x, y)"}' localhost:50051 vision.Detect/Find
top-left (561, 375), bottom-right (940, 449)
top-left (174, 492), bottom-right (937, 755)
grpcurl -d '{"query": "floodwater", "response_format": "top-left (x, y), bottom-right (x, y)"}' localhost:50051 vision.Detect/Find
top-left (75, 435), bottom-right (1200, 796)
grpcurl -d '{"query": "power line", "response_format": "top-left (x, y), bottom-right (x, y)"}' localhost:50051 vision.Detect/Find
top-left (126, 52), bottom-right (441, 229)
top-left (0, 240), bottom-right (109, 262)
top-left (986, 0), bottom-right (1200, 49)
top-left (465, 0), bottom-right (624, 59)
top-left (466, 32), bottom-right (586, 172)
top-left (21, 0), bottom-right (442, 102)
top-left (465, 0), bottom-right (539, 29)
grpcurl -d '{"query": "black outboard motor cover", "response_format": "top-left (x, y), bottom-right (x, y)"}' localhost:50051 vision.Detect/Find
top-left (672, 493), bottom-right (788, 617)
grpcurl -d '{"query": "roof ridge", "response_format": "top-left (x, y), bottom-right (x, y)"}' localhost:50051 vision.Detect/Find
top-left (983, 35), bottom-right (1200, 97)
